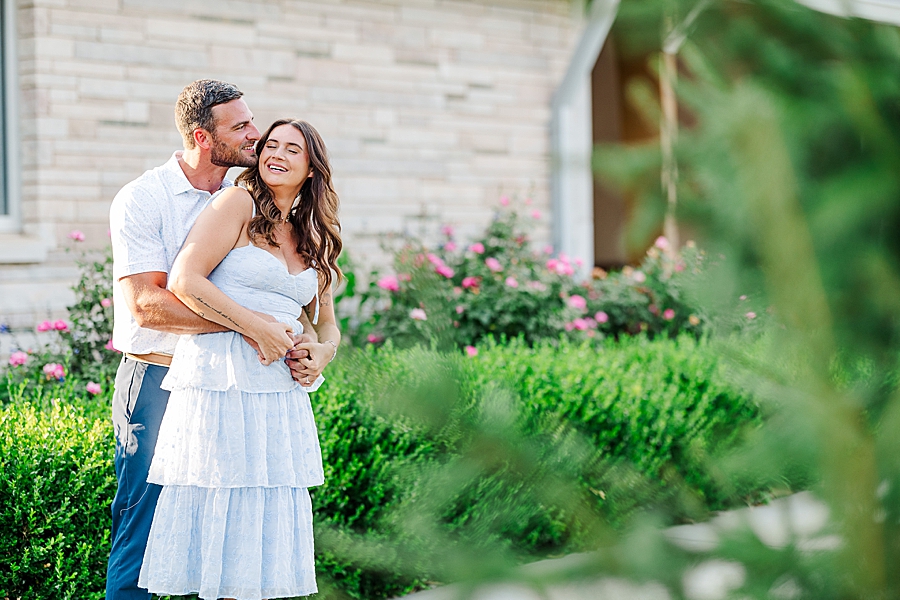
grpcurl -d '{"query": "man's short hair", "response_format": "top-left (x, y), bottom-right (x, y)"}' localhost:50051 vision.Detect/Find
top-left (175, 79), bottom-right (244, 149)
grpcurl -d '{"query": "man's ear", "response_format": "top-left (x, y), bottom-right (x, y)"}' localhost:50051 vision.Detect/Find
top-left (193, 128), bottom-right (212, 151)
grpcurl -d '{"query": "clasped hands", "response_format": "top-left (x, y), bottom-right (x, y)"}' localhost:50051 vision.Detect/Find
top-left (242, 314), bottom-right (330, 388)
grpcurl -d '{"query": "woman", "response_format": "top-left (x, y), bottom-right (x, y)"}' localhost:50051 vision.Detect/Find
top-left (137, 119), bottom-right (342, 600)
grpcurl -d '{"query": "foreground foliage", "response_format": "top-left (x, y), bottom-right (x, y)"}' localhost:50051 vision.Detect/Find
top-left (0, 336), bottom-right (758, 600)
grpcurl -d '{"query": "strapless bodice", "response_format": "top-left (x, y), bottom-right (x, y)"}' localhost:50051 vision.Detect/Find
top-left (209, 244), bottom-right (318, 323)
top-left (162, 244), bottom-right (322, 393)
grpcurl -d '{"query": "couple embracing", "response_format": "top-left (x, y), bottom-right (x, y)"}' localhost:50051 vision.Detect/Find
top-left (106, 79), bottom-right (341, 600)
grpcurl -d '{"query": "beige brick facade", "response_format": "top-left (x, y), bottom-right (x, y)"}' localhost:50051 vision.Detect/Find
top-left (0, 0), bottom-right (580, 329)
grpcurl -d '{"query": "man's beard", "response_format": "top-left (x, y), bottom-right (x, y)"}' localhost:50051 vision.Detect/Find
top-left (210, 135), bottom-right (257, 168)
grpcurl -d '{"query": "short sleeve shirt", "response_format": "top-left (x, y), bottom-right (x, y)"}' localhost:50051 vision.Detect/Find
top-left (110, 152), bottom-right (233, 355)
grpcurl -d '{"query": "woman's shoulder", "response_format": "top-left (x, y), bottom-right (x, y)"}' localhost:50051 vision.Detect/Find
top-left (209, 186), bottom-right (255, 218)
top-left (212, 185), bottom-right (253, 205)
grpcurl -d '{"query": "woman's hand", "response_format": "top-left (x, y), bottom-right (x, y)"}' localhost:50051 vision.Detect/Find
top-left (252, 320), bottom-right (295, 365)
top-left (292, 341), bottom-right (334, 386)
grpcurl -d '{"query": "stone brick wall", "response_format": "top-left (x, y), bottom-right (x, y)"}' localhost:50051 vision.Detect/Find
top-left (0, 0), bottom-right (579, 329)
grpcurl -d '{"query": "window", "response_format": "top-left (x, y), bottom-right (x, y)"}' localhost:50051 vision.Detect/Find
top-left (0, 0), bottom-right (19, 233)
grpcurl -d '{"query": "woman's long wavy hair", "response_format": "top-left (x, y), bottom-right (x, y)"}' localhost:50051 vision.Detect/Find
top-left (237, 119), bottom-right (343, 291)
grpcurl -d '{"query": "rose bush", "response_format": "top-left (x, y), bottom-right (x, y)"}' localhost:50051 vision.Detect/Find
top-left (2, 243), bottom-right (118, 402)
top-left (354, 201), bottom-right (706, 349)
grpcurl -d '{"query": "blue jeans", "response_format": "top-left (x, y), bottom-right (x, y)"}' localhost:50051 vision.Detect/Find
top-left (105, 357), bottom-right (170, 600)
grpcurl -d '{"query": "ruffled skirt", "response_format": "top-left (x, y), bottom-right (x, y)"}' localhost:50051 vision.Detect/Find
top-left (139, 382), bottom-right (323, 599)
top-left (148, 387), bottom-right (324, 488)
top-left (139, 486), bottom-right (317, 600)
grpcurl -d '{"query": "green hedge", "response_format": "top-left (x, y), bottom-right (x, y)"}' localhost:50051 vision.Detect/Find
top-left (0, 403), bottom-right (115, 600)
top-left (0, 336), bottom-right (759, 600)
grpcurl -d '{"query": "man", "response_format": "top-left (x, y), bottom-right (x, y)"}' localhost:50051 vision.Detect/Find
top-left (105, 79), bottom-right (313, 599)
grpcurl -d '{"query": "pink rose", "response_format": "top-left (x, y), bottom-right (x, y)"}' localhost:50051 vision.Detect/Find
top-left (68, 230), bottom-right (85, 242)
top-left (633, 271), bottom-right (647, 283)
top-left (86, 382), bottom-right (102, 395)
top-left (745, 311), bottom-right (757, 320)
top-left (542, 245), bottom-right (554, 255)
top-left (675, 261), bottom-right (685, 272)
top-left (595, 311), bottom-right (609, 323)
top-left (444, 241), bottom-right (457, 252)
top-left (567, 295), bottom-right (587, 311)
top-left (499, 195), bottom-right (510, 207)
top-left (654, 236), bottom-right (669, 250)
top-left (485, 257), bottom-right (502, 272)
top-left (36, 320), bottom-right (52, 332)
top-left (572, 318), bottom-right (589, 331)
top-left (547, 258), bottom-right (574, 276)
top-left (465, 346), bottom-right (478, 357)
top-left (468, 243), bottom-right (485, 254)
top-left (564, 322), bottom-right (574, 332)
top-left (441, 225), bottom-right (454, 237)
top-left (377, 275), bottom-right (400, 292)
top-left (42, 362), bottom-right (65, 381)
top-left (410, 308), bottom-right (427, 321)
top-left (663, 308), bottom-right (675, 320)
top-left (8, 351), bottom-right (27, 367)
top-left (505, 276), bottom-right (518, 288)
top-left (462, 276), bottom-right (479, 289)
top-left (367, 333), bottom-right (384, 344)
top-left (53, 319), bottom-right (69, 332)
top-left (435, 264), bottom-right (455, 278)
top-left (426, 253), bottom-right (444, 267)
top-left (455, 305), bottom-right (464, 314)
top-left (100, 298), bottom-right (112, 308)
top-left (527, 281), bottom-right (546, 292)
top-left (530, 209), bottom-right (541, 220)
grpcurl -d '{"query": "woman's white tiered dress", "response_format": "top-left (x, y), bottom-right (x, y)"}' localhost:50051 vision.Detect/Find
top-left (138, 244), bottom-right (325, 600)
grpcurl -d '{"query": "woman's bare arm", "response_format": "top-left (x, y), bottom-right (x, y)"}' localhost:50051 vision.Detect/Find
top-left (167, 187), bottom-right (294, 364)
top-left (292, 275), bottom-right (342, 384)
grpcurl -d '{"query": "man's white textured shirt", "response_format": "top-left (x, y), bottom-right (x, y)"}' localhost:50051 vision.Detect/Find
top-left (110, 152), bottom-right (232, 355)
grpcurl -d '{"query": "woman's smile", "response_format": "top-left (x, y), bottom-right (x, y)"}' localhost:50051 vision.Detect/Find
top-left (259, 124), bottom-right (311, 188)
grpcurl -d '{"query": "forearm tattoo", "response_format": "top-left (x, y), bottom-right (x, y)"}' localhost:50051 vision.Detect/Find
top-left (191, 294), bottom-right (244, 331)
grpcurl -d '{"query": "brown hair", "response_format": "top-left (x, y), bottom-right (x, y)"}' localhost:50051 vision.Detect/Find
top-left (236, 119), bottom-right (343, 291)
top-left (175, 79), bottom-right (244, 149)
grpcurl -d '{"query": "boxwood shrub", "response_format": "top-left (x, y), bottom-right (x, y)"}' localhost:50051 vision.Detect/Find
top-left (0, 403), bottom-right (115, 600)
top-left (0, 336), bottom-right (759, 600)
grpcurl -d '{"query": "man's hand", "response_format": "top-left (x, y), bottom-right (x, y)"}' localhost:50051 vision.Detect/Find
top-left (287, 333), bottom-right (316, 384)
